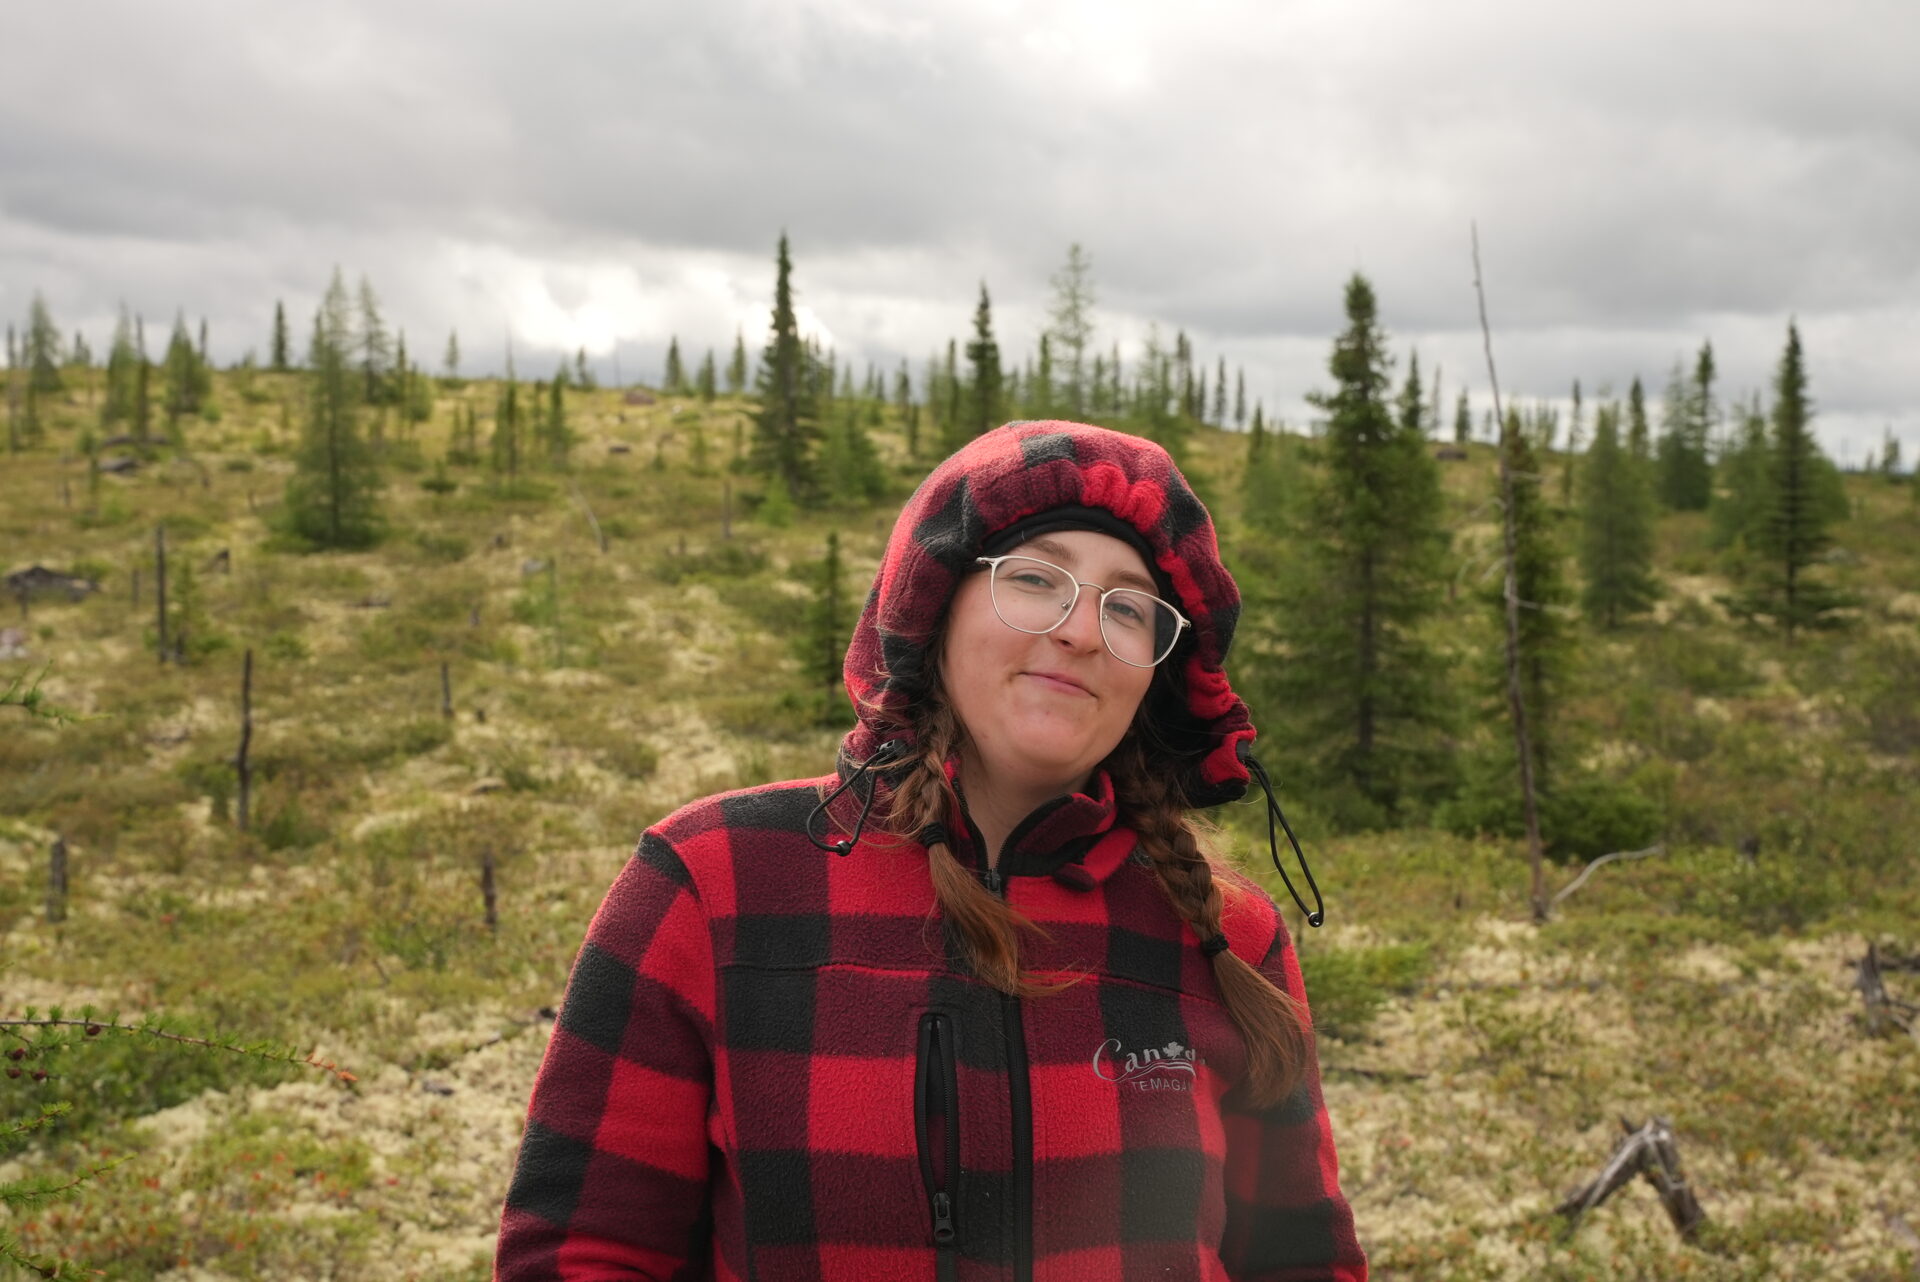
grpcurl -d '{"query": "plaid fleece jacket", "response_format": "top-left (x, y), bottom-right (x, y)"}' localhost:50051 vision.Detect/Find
top-left (497, 423), bottom-right (1365, 1280)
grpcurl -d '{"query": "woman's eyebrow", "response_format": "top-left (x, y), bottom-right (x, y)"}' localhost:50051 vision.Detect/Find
top-left (1025, 536), bottom-right (1159, 594)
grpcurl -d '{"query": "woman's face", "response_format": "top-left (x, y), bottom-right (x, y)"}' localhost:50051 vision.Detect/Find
top-left (942, 529), bottom-right (1159, 797)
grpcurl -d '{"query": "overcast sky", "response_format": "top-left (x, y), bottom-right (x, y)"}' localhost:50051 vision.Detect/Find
top-left (5, 0), bottom-right (1915, 464)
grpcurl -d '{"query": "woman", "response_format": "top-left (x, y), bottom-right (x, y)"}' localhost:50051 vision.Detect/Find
top-left (496, 421), bottom-right (1366, 1281)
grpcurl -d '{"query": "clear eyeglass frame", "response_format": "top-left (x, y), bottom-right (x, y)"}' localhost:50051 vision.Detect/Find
top-left (974, 554), bottom-right (1192, 668)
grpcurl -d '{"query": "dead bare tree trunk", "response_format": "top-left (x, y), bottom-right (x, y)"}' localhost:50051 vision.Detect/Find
top-left (236, 648), bottom-right (254, 831)
top-left (1853, 942), bottom-right (1919, 1037)
top-left (1472, 224), bottom-right (1548, 923)
top-left (155, 523), bottom-right (169, 664)
top-left (481, 850), bottom-right (498, 935)
top-left (1558, 1117), bottom-right (1706, 1243)
top-left (46, 836), bottom-right (68, 924)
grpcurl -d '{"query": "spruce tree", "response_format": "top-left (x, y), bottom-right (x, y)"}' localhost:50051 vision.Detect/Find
top-left (1252, 274), bottom-right (1451, 826)
top-left (1744, 322), bottom-right (1845, 640)
top-left (751, 234), bottom-right (821, 497)
top-left (1211, 356), bottom-right (1227, 426)
top-left (443, 330), bottom-right (461, 382)
top-left (1453, 391), bottom-right (1471, 445)
top-left (727, 330), bottom-right (748, 395)
top-left (545, 363), bottom-right (572, 466)
top-left (1626, 376), bottom-right (1651, 462)
top-left (285, 272), bottom-right (382, 548)
top-left (271, 300), bottom-right (291, 372)
top-left (1395, 350), bottom-right (1424, 439)
top-left (1562, 379), bottom-right (1584, 504)
top-left (962, 283), bottom-right (1003, 444)
top-left (1046, 243), bottom-right (1094, 417)
top-left (696, 349), bottom-right (717, 402)
top-left (796, 531), bottom-right (850, 709)
top-left (1032, 334), bottom-right (1054, 419)
top-left (665, 336), bottom-right (686, 394)
top-left (26, 294), bottom-right (63, 394)
top-left (162, 313), bottom-right (205, 437)
top-left (1578, 401), bottom-right (1657, 627)
top-left (133, 316), bottom-right (152, 448)
top-left (1486, 409), bottom-right (1571, 791)
top-left (1710, 394), bottom-right (1771, 553)
top-left (1655, 349), bottom-right (1712, 509)
top-left (1234, 367), bottom-right (1247, 429)
top-left (102, 306), bottom-right (139, 429)
top-left (356, 276), bottom-right (392, 406)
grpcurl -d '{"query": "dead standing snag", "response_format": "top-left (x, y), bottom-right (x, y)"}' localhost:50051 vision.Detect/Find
top-left (1556, 1116), bottom-right (1707, 1243)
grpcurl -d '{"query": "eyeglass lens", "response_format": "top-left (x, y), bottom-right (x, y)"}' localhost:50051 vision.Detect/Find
top-left (990, 557), bottom-right (1180, 666)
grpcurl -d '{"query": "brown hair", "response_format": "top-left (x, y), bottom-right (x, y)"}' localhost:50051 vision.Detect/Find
top-left (831, 630), bottom-right (1310, 1108)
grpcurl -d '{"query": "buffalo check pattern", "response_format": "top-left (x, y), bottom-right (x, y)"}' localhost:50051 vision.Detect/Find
top-left (498, 423), bottom-right (1363, 1279)
top-left (497, 776), bottom-right (1365, 1281)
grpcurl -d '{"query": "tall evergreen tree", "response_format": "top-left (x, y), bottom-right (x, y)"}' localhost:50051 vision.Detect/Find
top-left (356, 276), bottom-right (393, 405)
top-left (1626, 376), bottom-right (1651, 462)
top-left (26, 294), bottom-right (63, 393)
top-left (1234, 367), bottom-right (1247, 429)
top-left (285, 271), bottom-right (382, 547)
top-left (727, 330), bottom-right (748, 395)
top-left (1395, 350), bottom-right (1424, 439)
top-left (665, 336), bottom-right (686, 393)
top-left (1046, 243), bottom-right (1094, 417)
top-left (696, 349), bottom-right (718, 402)
top-left (1252, 274), bottom-right (1451, 826)
top-left (1453, 391), bottom-right (1471, 445)
top-left (1578, 401), bottom-right (1657, 627)
top-left (1743, 322), bottom-right (1845, 640)
top-left (751, 234), bottom-right (821, 497)
top-left (161, 312), bottom-right (210, 433)
top-left (1486, 409), bottom-right (1571, 791)
top-left (1655, 348), bottom-right (1713, 509)
top-left (545, 362), bottom-right (573, 466)
top-left (961, 283), bottom-right (1003, 445)
top-left (271, 300), bottom-right (291, 372)
top-left (102, 306), bottom-right (139, 429)
top-left (1710, 394), bottom-right (1771, 552)
top-left (443, 329), bottom-right (461, 382)
top-left (1562, 379), bottom-right (1584, 504)
top-left (133, 316), bottom-right (152, 447)
top-left (1032, 334), bottom-right (1054, 419)
top-left (797, 531), bottom-right (851, 706)
top-left (493, 371), bottom-right (523, 482)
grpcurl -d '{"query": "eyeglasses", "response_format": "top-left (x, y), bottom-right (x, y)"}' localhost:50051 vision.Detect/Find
top-left (974, 555), bottom-right (1191, 668)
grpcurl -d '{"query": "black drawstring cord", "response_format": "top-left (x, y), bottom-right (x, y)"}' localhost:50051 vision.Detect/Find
top-left (806, 738), bottom-right (912, 856)
top-left (1244, 754), bottom-right (1325, 927)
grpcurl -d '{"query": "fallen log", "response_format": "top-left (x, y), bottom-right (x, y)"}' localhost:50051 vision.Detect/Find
top-left (1556, 1116), bottom-right (1706, 1243)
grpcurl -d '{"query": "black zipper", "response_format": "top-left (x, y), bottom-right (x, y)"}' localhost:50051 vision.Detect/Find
top-left (983, 867), bottom-right (1033, 1282)
top-left (915, 1011), bottom-right (959, 1282)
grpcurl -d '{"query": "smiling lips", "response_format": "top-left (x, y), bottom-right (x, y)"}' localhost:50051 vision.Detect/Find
top-left (1025, 671), bottom-right (1093, 696)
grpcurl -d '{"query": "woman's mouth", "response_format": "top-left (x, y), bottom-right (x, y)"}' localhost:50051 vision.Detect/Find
top-left (1025, 672), bottom-right (1092, 697)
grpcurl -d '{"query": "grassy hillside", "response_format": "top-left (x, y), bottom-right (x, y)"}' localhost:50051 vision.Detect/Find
top-left (2, 371), bottom-right (1917, 1279)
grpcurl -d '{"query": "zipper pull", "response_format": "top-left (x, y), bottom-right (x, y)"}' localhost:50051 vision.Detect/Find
top-left (983, 868), bottom-right (1004, 895)
top-left (932, 1191), bottom-right (954, 1243)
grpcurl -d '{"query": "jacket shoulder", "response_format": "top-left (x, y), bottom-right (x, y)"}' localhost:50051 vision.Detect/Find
top-left (1215, 864), bottom-right (1287, 968)
top-left (644, 774), bottom-right (840, 877)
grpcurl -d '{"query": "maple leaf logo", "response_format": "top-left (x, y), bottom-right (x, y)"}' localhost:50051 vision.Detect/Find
top-left (1163, 1041), bottom-right (1184, 1059)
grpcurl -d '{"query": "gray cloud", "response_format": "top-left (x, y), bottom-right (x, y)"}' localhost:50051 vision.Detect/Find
top-left (4, 0), bottom-right (1916, 462)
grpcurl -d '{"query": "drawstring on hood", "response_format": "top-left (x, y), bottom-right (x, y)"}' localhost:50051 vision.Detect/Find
top-left (807, 421), bottom-right (1325, 928)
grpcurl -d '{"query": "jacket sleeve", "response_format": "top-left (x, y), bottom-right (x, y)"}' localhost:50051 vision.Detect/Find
top-left (1218, 916), bottom-right (1367, 1282)
top-left (496, 832), bottom-right (717, 1281)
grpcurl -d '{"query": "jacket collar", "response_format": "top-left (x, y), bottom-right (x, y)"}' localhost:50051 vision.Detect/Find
top-left (944, 761), bottom-right (1130, 881)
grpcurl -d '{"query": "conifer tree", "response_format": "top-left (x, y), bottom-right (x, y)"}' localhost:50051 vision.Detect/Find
top-left (1562, 379), bottom-right (1584, 504)
top-left (356, 276), bottom-right (393, 405)
top-left (1046, 243), bottom-right (1094, 417)
top-left (133, 316), bottom-right (153, 447)
top-left (161, 313), bottom-right (208, 434)
top-left (1252, 274), bottom-right (1450, 826)
top-left (696, 349), bottom-right (717, 402)
top-left (822, 404), bottom-right (886, 503)
top-left (665, 336), bottom-right (686, 394)
top-left (796, 531), bottom-right (850, 706)
top-left (1234, 367), bottom-right (1247, 429)
top-left (1211, 356), bottom-right (1227, 426)
top-left (751, 234), bottom-right (821, 497)
top-left (545, 362), bottom-right (572, 466)
top-left (493, 373), bottom-right (523, 482)
top-left (285, 272), bottom-right (382, 547)
top-left (1743, 322), bottom-right (1845, 640)
top-left (271, 300), bottom-right (291, 372)
top-left (1427, 365), bottom-right (1443, 440)
top-left (1578, 400), bottom-right (1657, 627)
top-left (1396, 350), bottom-right (1424, 439)
top-left (1453, 391), bottom-right (1471, 445)
top-left (1032, 334), bottom-right (1054, 420)
top-left (1485, 409), bottom-right (1571, 791)
top-left (575, 347), bottom-right (595, 390)
top-left (444, 330), bottom-right (461, 382)
top-left (1626, 376), bottom-right (1651, 462)
top-left (102, 306), bottom-right (139, 429)
top-left (727, 330), bottom-right (748, 395)
top-left (1710, 394), bottom-right (1771, 552)
top-left (26, 294), bottom-right (63, 394)
top-left (1656, 347), bottom-right (1713, 509)
top-left (962, 283), bottom-right (1003, 445)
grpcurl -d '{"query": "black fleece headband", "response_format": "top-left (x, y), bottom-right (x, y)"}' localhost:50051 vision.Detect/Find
top-left (976, 505), bottom-right (1176, 602)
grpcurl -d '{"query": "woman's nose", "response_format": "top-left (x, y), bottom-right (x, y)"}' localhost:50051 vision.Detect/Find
top-left (1054, 586), bottom-right (1106, 650)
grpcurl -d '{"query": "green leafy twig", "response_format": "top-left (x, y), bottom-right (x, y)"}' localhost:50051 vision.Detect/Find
top-left (0, 666), bottom-right (80, 726)
top-left (0, 1009), bottom-right (358, 1084)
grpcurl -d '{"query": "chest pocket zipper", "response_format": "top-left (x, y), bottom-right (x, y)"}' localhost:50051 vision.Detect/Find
top-left (915, 1011), bottom-right (959, 1281)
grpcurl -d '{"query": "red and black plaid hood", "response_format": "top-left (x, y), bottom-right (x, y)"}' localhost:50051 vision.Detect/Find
top-left (837, 421), bottom-right (1257, 810)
